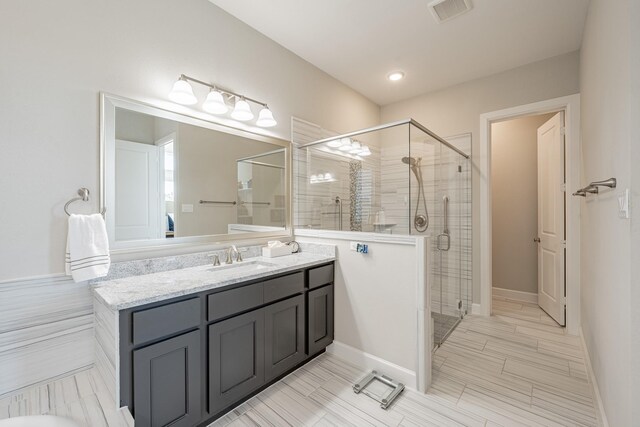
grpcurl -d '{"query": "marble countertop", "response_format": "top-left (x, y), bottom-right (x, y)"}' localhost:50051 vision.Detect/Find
top-left (93, 252), bottom-right (335, 310)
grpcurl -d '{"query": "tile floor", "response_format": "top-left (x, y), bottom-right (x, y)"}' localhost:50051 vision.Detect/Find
top-left (0, 296), bottom-right (602, 427)
top-left (0, 368), bottom-right (131, 426)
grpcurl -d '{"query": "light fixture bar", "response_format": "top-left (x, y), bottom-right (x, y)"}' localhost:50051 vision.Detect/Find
top-left (179, 74), bottom-right (267, 107)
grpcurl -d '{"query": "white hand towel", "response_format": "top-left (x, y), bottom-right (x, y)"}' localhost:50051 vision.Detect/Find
top-left (65, 214), bottom-right (111, 282)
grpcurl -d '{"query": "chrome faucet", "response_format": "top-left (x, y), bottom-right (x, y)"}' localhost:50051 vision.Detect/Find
top-left (226, 245), bottom-right (242, 264)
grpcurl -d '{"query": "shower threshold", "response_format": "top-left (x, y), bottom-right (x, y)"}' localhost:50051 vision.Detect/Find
top-left (433, 312), bottom-right (461, 348)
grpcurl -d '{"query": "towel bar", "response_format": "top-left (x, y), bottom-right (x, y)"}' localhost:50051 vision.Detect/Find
top-left (64, 188), bottom-right (106, 217)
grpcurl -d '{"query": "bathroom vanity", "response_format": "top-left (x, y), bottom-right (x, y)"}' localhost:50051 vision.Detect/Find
top-left (93, 252), bottom-right (334, 427)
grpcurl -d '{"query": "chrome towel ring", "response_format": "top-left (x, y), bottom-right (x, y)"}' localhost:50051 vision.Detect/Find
top-left (64, 188), bottom-right (106, 217)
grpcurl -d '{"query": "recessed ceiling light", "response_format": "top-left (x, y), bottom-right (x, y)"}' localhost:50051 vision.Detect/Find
top-left (387, 71), bottom-right (405, 82)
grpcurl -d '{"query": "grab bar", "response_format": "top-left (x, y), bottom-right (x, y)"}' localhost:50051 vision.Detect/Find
top-left (239, 201), bottom-right (271, 206)
top-left (437, 196), bottom-right (451, 251)
top-left (335, 196), bottom-right (343, 231)
top-left (199, 200), bottom-right (237, 205)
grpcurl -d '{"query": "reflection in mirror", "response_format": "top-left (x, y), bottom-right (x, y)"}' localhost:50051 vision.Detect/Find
top-left (103, 96), bottom-right (289, 246)
top-left (234, 150), bottom-right (286, 232)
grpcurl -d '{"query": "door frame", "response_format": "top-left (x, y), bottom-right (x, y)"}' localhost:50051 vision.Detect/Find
top-left (478, 94), bottom-right (581, 335)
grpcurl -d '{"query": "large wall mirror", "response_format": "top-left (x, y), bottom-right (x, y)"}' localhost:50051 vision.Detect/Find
top-left (101, 93), bottom-right (291, 249)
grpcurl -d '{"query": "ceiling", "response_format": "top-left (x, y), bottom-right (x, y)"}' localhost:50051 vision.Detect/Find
top-left (209, 0), bottom-right (589, 106)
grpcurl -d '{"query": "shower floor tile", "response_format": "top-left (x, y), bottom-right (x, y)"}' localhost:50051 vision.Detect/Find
top-left (433, 312), bottom-right (461, 346)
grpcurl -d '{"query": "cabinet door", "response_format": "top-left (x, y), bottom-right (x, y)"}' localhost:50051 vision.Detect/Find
top-left (264, 295), bottom-right (305, 381)
top-left (209, 310), bottom-right (264, 415)
top-left (133, 330), bottom-right (200, 427)
top-left (307, 285), bottom-right (334, 355)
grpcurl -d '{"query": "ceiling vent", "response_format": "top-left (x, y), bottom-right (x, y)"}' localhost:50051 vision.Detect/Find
top-left (428, 0), bottom-right (473, 23)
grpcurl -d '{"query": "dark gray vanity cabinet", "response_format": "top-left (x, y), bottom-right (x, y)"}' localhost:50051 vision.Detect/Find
top-left (264, 294), bottom-right (306, 381)
top-left (307, 284), bottom-right (334, 355)
top-left (120, 261), bottom-right (334, 427)
top-left (132, 330), bottom-right (201, 427)
top-left (208, 309), bottom-right (265, 415)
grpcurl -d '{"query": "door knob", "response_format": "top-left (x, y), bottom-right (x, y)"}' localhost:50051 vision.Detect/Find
top-left (533, 237), bottom-right (541, 243)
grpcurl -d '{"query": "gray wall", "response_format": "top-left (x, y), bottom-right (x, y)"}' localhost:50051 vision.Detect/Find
top-left (491, 113), bottom-right (554, 295)
top-left (0, 0), bottom-right (380, 281)
top-left (580, 0), bottom-right (638, 425)
top-left (0, 0), bottom-right (379, 395)
top-left (381, 51), bottom-right (580, 305)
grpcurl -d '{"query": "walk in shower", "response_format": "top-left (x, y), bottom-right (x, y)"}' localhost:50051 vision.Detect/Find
top-left (294, 119), bottom-right (472, 348)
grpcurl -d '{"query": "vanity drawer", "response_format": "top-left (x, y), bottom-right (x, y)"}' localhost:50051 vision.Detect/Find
top-left (132, 298), bottom-right (200, 346)
top-left (208, 284), bottom-right (263, 322)
top-left (263, 272), bottom-right (304, 303)
top-left (308, 264), bottom-right (334, 289)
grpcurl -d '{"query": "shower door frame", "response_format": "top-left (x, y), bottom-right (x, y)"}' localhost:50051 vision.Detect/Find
top-left (479, 94), bottom-right (582, 336)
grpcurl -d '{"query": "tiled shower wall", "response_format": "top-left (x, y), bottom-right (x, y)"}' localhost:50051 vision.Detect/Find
top-left (292, 118), bottom-right (381, 232)
top-left (292, 118), bottom-right (472, 316)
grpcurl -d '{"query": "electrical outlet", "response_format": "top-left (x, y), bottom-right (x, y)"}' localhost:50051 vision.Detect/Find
top-left (350, 242), bottom-right (369, 253)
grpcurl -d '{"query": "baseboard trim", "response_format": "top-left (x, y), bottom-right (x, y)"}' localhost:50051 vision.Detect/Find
top-left (471, 303), bottom-right (483, 315)
top-left (326, 341), bottom-right (416, 390)
top-left (492, 287), bottom-right (538, 304)
top-left (579, 329), bottom-right (609, 427)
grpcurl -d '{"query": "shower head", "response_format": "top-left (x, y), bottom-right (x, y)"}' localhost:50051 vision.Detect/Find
top-left (401, 156), bottom-right (417, 166)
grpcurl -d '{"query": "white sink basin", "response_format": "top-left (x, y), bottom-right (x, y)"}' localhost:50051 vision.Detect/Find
top-left (207, 260), bottom-right (277, 273)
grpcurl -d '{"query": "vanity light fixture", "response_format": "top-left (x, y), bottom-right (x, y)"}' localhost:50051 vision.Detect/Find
top-left (349, 140), bottom-right (363, 155)
top-left (231, 98), bottom-right (254, 121)
top-left (168, 74), bottom-right (277, 127)
top-left (202, 89), bottom-right (229, 114)
top-left (256, 106), bottom-right (277, 127)
top-left (319, 138), bottom-right (373, 160)
top-left (327, 138), bottom-right (344, 148)
top-left (338, 139), bottom-right (354, 151)
top-left (168, 76), bottom-right (198, 105)
top-left (387, 71), bottom-right (405, 81)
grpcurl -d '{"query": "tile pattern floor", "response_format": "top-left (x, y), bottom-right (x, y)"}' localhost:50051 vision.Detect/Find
top-left (0, 368), bottom-right (131, 426)
top-left (0, 296), bottom-right (602, 427)
top-left (210, 297), bottom-right (601, 427)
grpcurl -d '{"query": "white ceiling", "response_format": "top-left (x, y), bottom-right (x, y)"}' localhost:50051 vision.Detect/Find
top-left (209, 0), bottom-right (589, 106)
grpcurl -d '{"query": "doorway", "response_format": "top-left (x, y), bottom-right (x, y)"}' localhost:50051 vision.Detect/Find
top-left (491, 112), bottom-right (566, 325)
top-left (479, 94), bottom-right (581, 335)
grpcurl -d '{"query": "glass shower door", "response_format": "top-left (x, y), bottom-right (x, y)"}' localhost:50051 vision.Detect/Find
top-left (432, 143), bottom-right (471, 348)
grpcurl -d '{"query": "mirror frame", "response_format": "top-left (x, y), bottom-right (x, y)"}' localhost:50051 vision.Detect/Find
top-left (100, 93), bottom-right (292, 252)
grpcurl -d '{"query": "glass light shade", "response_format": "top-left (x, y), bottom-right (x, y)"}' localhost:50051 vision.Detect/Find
top-left (202, 90), bottom-right (228, 114)
top-left (310, 174), bottom-right (318, 183)
top-left (360, 146), bottom-right (372, 156)
top-left (168, 79), bottom-right (197, 105)
top-left (256, 107), bottom-right (277, 127)
top-left (338, 139), bottom-right (353, 151)
top-left (231, 99), bottom-right (254, 121)
top-left (349, 141), bottom-right (363, 154)
top-left (327, 139), bottom-right (342, 148)
top-left (324, 173), bottom-right (332, 180)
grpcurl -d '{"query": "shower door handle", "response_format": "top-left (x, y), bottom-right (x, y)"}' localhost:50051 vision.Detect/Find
top-left (437, 195), bottom-right (451, 251)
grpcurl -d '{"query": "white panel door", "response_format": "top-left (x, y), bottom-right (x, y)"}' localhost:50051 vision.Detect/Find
top-left (536, 112), bottom-right (565, 325)
top-left (115, 140), bottom-right (160, 241)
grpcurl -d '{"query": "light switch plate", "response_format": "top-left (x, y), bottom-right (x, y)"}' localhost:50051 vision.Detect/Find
top-left (618, 189), bottom-right (630, 219)
top-left (182, 204), bottom-right (194, 213)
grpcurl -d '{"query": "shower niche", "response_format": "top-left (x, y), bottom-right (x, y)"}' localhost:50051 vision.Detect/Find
top-left (293, 118), bottom-right (472, 347)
